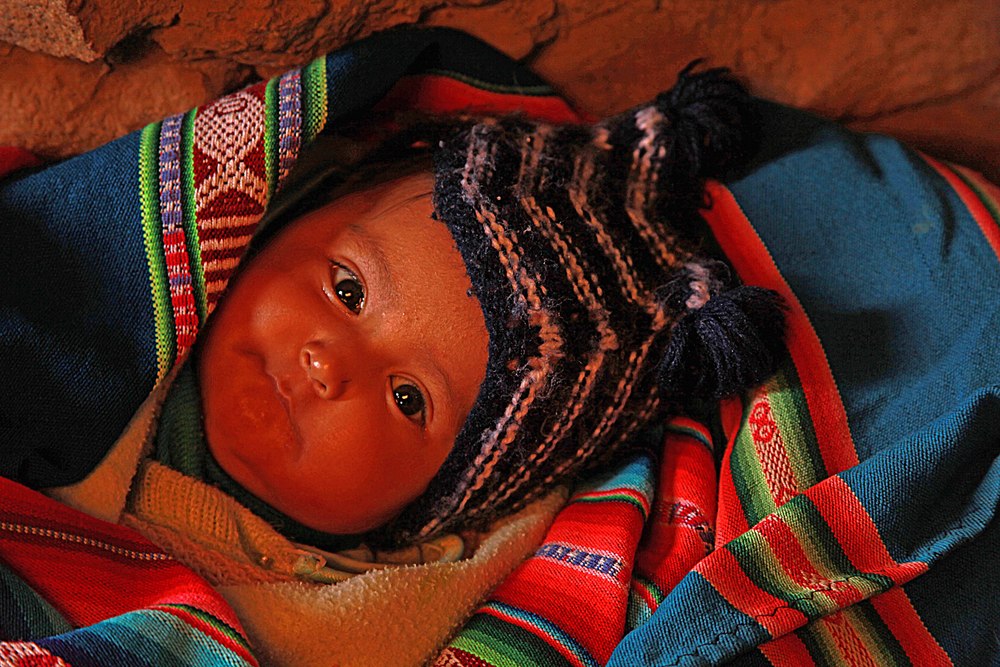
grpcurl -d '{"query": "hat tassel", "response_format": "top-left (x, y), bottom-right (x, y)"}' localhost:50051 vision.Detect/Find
top-left (656, 265), bottom-right (787, 401)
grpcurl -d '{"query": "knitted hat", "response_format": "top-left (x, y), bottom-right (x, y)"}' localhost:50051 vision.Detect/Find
top-left (374, 65), bottom-right (786, 546)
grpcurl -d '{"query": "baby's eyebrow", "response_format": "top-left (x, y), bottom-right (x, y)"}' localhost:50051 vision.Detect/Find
top-left (346, 220), bottom-right (458, 429)
top-left (346, 223), bottom-right (399, 304)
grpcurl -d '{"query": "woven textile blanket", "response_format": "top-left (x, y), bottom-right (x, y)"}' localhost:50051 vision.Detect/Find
top-left (0, 27), bottom-right (579, 666)
top-left (433, 105), bottom-right (1000, 666)
top-left (2, 26), bottom-right (999, 667)
top-left (0, 476), bottom-right (257, 666)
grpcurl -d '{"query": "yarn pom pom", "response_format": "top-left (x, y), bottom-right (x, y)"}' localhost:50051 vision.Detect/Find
top-left (657, 286), bottom-right (787, 400)
top-left (656, 60), bottom-right (758, 183)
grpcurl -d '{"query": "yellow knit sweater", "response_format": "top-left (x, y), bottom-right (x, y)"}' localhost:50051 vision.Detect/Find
top-left (46, 384), bottom-right (566, 667)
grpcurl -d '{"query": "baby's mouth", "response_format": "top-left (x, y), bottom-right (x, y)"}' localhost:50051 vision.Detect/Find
top-left (265, 369), bottom-right (305, 458)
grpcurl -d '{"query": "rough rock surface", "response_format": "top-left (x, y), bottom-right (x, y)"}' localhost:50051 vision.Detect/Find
top-left (1, 0), bottom-right (998, 181)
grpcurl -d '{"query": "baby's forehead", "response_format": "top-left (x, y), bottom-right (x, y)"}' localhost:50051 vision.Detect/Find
top-left (266, 167), bottom-right (437, 251)
top-left (335, 169), bottom-right (436, 220)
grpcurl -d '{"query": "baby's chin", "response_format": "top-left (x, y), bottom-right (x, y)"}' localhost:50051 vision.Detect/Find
top-left (203, 426), bottom-right (411, 536)
top-left (277, 496), bottom-right (406, 536)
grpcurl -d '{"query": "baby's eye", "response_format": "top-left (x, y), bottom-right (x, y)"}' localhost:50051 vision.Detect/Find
top-left (391, 378), bottom-right (426, 426)
top-left (331, 263), bottom-right (365, 314)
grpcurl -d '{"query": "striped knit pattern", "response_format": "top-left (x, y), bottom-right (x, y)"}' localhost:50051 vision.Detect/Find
top-left (364, 63), bottom-right (771, 549)
top-left (1, 39), bottom-right (589, 664)
top-left (135, 57), bottom-right (339, 380)
top-left (0, 478), bottom-right (256, 667)
top-left (276, 70), bottom-right (303, 186)
top-left (139, 121), bottom-right (175, 381)
top-left (192, 84), bottom-right (269, 315)
top-left (300, 57), bottom-right (328, 145)
top-left (158, 114), bottom-right (199, 360)
top-left (436, 454), bottom-right (655, 667)
top-left (5, 28), bottom-right (999, 667)
top-left (396, 86), bottom-right (751, 542)
top-left (135, 43), bottom-right (582, 389)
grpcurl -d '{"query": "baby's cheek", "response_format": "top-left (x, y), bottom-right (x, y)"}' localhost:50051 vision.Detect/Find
top-left (295, 421), bottom-right (388, 486)
top-left (234, 393), bottom-right (270, 433)
top-left (240, 273), bottom-right (306, 337)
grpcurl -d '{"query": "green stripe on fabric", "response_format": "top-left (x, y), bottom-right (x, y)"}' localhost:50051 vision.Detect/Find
top-left (665, 422), bottom-right (712, 449)
top-left (953, 166), bottom-right (1000, 226)
top-left (625, 577), bottom-right (664, 632)
top-left (451, 613), bottom-right (573, 667)
top-left (637, 577), bottom-right (664, 606)
top-left (843, 602), bottom-right (912, 666)
top-left (138, 121), bottom-right (175, 379)
top-left (263, 77), bottom-right (279, 203)
top-left (0, 560), bottom-right (73, 639)
top-left (301, 57), bottom-right (328, 145)
top-left (158, 603), bottom-right (251, 653)
top-left (570, 492), bottom-right (648, 520)
top-left (726, 528), bottom-right (832, 619)
top-left (796, 622), bottom-right (841, 667)
top-left (179, 108), bottom-right (207, 324)
top-left (484, 602), bottom-right (598, 667)
top-left (765, 363), bottom-right (827, 488)
top-left (423, 68), bottom-right (554, 96)
top-left (731, 360), bottom-right (831, 529)
top-left (97, 610), bottom-right (253, 666)
top-left (787, 496), bottom-right (895, 600)
top-left (730, 408), bottom-right (774, 527)
top-left (625, 591), bottom-right (652, 633)
top-left (806, 614), bottom-right (890, 667)
top-left (451, 628), bottom-right (543, 667)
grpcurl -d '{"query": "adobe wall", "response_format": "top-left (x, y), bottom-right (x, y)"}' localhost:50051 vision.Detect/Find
top-left (1, 0), bottom-right (997, 180)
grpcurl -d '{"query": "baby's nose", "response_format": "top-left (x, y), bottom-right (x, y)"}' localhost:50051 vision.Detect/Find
top-left (300, 342), bottom-right (349, 399)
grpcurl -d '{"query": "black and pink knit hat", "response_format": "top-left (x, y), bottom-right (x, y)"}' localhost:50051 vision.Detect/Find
top-left (377, 65), bottom-right (786, 546)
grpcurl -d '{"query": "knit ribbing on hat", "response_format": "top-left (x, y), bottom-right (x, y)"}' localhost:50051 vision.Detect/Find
top-left (372, 65), bottom-right (784, 547)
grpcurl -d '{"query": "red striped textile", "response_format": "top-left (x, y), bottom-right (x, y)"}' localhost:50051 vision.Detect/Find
top-left (630, 418), bottom-right (718, 620)
top-left (375, 73), bottom-right (586, 124)
top-left (0, 477), bottom-right (252, 664)
top-left (702, 180), bottom-right (860, 480)
top-left (690, 180), bottom-right (951, 665)
top-left (436, 453), bottom-right (657, 667)
top-left (921, 155), bottom-right (1000, 262)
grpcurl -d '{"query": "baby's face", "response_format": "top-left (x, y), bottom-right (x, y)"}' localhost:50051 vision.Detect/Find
top-left (198, 172), bottom-right (489, 534)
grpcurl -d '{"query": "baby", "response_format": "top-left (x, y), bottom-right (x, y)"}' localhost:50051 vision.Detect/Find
top-left (197, 166), bottom-right (490, 536)
top-left (3, 35), bottom-right (995, 667)
top-left (0, 62), bottom-right (791, 667)
top-left (154, 64), bottom-right (786, 552)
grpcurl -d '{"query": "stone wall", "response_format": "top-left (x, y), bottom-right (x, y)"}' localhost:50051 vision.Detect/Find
top-left (1, 0), bottom-right (998, 180)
